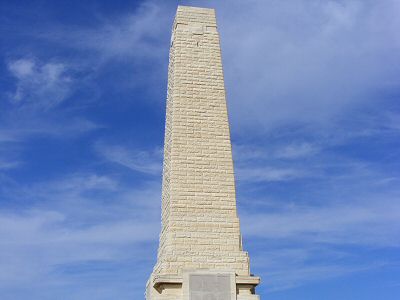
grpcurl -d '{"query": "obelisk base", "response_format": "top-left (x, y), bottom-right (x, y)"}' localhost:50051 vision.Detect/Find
top-left (146, 270), bottom-right (260, 300)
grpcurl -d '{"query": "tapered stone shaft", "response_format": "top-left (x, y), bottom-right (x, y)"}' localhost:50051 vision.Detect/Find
top-left (146, 6), bottom-right (260, 300)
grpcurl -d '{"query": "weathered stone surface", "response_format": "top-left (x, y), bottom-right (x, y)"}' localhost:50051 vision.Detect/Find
top-left (146, 6), bottom-right (260, 300)
top-left (189, 273), bottom-right (231, 300)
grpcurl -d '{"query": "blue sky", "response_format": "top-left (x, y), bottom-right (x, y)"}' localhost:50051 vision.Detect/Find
top-left (0, 0), bottom-right (399, 299)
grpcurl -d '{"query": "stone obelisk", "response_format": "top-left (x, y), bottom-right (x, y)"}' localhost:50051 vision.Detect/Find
top-left (146, 6), bottom-right (260, 300)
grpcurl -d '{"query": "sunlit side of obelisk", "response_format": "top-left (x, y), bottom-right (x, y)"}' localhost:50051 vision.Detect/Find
top-left (146, 6), bottom-right (260, 300)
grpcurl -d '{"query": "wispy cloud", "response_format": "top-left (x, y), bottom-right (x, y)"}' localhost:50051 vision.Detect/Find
top-left (0, 160), bottom-right (21, 170)
top-left (95, 142), bottom-right (162, 175)
top-left (242, 196), bottom-right (400, 247)
top-left (0, 208), bottom-right (158, 286)
top-left (239, 191), bottom-right (400, 292)
top-left (275, 142), bottom-right (319, 159)
top-left (0, 171), bottom-right (160, 292)
top-left (1, 56), bottom-right (102, 173)
top-left (233, 143), bottom-right (317, 182)
top-left (217, 0), bottom-right (400, 132)
top-left (36, 1), bottom-right (172, 63)
top-left (233, 142), bottom-right (320, 162)
top-left (47, 173), bottom-right (119, 193)
top-left (2, 56), bottom-right (101, 143)
top-left (237, 166), bottom-right (307, 182)
top-left (258, 257), bottom-right (387, 292)
top-left (0, 116), bottom-right (101, 174)
top-left (7, 58), bottom-right (73, 109)
top-left (0, 117), bottom-right (101, 141)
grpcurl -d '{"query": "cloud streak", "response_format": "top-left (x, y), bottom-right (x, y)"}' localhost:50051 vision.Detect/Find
top-left (35, 1), bottom-right (172, 64)
top-left (0, 171), bottom-right (160, 294)
top-left (242, 196), bottom-right (400, 247)
top-left (95, 142), bottom-right (162, 175)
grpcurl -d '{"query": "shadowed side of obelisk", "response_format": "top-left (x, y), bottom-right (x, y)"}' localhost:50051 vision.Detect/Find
top-left (146, 6), bottom-right (260, 300)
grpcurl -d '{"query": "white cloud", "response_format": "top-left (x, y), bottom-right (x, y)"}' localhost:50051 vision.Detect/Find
top-left (1, 117), bottom-right (101, 140)
top-left (257, 258), bottom-right (385, 292)
top-left (242, 196), bottom-right (400, 247)
top-left (49, 174), bottom-right (118, 193)
top-left (0, 172), bottom-right (160, 290)
top-left (7, 58), bottom-right (73, 109)
top-left (232, 142), bottom-right (318, 182)
top-left (232, 144), bottom-right (269, 162)
top-left (95, 142), bottom-right (162, 175)
top-left (239, 192), bottom-right (400, 291)
top-left (237, 166), bottom-right (307, 182)
top-left (0, 209), bottom-right (158, 287)
top-left (7, 58), bottom-right (35, 77)
top-left (39, 1), bottom-right (172, 63)
top-left (233, 142), bottom-right (319, 162)
top-left (214, 0), bottom-right (400, 132)
top-left (0, 117), bottom-right (101, 174)
top-left (0, 159), bottom-right (21, 170)
top-left (275, 142), bottom-right (319, 159)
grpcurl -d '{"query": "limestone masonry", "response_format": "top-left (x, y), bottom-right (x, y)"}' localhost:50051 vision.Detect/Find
top-left (146, 6), bottom-right (260, 300)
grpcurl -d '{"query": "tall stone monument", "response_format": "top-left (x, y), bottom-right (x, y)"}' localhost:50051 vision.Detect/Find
top-left (146, 6), bottom-right (260, 300)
